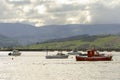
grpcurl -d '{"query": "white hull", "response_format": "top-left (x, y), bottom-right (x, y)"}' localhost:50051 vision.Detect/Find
top-left (8, 53), bottom-right (21, 56)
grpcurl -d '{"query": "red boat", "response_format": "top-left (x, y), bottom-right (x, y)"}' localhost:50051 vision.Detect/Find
top-left (76, 49), bottom-right (112, 61)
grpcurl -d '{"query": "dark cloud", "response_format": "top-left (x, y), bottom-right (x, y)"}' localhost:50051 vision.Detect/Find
top-left (6, 0), bottom-right (31, 4)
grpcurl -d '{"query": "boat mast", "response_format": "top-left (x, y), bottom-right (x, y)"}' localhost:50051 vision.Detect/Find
top-left (46, 46), bottom-right (48, 56)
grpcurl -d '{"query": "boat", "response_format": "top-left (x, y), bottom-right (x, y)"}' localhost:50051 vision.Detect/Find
top-left (8, 49), bottom-right (21, 56)
top-left (76, 49), bottom-right (112, 61)
top-left (46, 51), bottom-right (69, 59)
top-left (67, 49), bottom-right (87, 56)
top-left (68, 49), bottom-right (82, 55)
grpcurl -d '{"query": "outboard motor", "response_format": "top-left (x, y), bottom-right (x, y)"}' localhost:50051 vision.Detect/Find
top-left (8, 53), bottom-right (11, 55)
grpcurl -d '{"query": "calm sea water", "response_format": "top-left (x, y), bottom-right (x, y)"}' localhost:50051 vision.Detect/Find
top-left (0, 51), bottom-right (120, 80)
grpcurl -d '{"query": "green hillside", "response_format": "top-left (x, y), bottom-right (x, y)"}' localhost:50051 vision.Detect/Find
top-left (20, 35), bottom-right (120, 50)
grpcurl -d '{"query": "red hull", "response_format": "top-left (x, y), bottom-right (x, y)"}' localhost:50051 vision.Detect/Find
top-left (76, 56), bottom-right (112, 61)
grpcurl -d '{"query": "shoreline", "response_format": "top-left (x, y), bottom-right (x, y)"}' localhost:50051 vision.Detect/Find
top-left (1, 48), bottom-right (120, 52)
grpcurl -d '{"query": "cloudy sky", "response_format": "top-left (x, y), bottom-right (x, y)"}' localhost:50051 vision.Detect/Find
top-left (0, 0), bottom-right (120, 27)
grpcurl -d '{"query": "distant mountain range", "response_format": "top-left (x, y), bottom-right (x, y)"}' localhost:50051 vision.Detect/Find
top-left (0, 23), bottom-right (120, 47)
top-left (0, 34), bottom-right (19, 48)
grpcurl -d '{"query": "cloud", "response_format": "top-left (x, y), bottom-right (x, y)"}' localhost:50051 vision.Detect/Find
top-left (0, 0), bottom-right (120, 27)
top-left (7, 0), bottom-right (31, 4)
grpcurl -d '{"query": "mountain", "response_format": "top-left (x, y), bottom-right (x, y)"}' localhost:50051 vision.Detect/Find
top-left (0, 23), bottom-right (120, 45)
top-left (22, 35), bottom-right (120, 49)
top-left (20, 35), bottom-right (120, 50)
top-left (43, 34), bottom-right (111, 43)
top-left (0, 34), bottom-right (19, 48)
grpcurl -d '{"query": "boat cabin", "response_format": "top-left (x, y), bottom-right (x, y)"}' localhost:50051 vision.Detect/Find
top-left (87, 49), bottom-right (99, 57)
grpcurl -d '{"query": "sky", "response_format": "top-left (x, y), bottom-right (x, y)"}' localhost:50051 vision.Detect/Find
top-left (0, 0), bottom-right (120, 27)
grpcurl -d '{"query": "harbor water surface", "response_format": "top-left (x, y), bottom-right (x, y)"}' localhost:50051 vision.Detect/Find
top-left (0, 51), bottom-right (120, 80)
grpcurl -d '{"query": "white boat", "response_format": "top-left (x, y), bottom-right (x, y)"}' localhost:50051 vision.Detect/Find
top-left (68, 49), bottom-right (82, 55)
top-left (8, 49), bottom-right (21, 56)
top-left (46, 51), bottom-right (69, 59)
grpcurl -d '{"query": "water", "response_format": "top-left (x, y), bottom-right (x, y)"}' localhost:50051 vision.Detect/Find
top-left (0, 51), bottom-right (120, 80)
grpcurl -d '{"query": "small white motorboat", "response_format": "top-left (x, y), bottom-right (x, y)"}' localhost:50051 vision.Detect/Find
top-left (8, 49), bottom-right (21, 56)
top-left (46, 51), bottom-right (68, 59)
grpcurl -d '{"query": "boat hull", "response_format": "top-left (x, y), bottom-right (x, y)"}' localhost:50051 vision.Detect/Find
top-left (76, 56), bottom-right (112, 61)
top-left (68, 52), bottom-right (81, 55)
top-left (46, 55), bottom-right (69, 59)
top-left (8, 53), bottom-right (21, 56)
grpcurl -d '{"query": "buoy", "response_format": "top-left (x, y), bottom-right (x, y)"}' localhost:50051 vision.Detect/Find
top-left (12, 58), bottom-right (14, 60)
